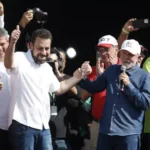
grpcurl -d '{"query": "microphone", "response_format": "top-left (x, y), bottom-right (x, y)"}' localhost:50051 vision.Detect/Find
top-left (120, 65), bottom-right (126, 91)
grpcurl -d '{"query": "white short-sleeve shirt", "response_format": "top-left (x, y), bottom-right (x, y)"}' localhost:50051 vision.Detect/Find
top-left (0, 62), bottom-right (10, 130)
top-left (8, 50), bottom-right (60, 129)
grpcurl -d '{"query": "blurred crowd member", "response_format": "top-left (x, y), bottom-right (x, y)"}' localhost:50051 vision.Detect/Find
top-left (76, 39), bottom-right (150, 150)
top-left (78, 96), bottom-right (91, 150)
top-left (140, 47), bottom-right (150, 150)
top-left (4, 26), bottom-right (91, 150)
top-left (80, 35), bottom-right (120, 150)
top-left (0, 2), bottom-right (4, 28)
top-left (0, 27), bottom-right (10, 150)
top-left (49, 47), bottom-right (83, 150)
top-left (138, 45), bottom-right (149, 67)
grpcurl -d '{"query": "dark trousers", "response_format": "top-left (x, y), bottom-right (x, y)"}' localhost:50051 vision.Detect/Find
top-left (141, 133), bottom-right (150, 150)
top-left (97, 133), bottom-right (141, 150)
top-left (0, 128), bottom-right (10, 150)
top-left (8, 120), bottom-right (53, 150)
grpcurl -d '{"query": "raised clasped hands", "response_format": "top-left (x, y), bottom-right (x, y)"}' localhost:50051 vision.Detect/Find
top-left (73, 61), bottom-right (92, 79)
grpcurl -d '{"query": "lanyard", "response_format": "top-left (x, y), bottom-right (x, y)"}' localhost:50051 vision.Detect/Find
top-left (49, 93), bottom-right (56, 106)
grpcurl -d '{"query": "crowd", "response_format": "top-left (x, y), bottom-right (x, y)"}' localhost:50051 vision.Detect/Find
top-left (0, 1), bottom-right (150, 150)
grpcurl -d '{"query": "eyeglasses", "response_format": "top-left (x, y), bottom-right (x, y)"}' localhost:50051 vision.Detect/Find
top-left (97, 47), bottom-right (110, 54)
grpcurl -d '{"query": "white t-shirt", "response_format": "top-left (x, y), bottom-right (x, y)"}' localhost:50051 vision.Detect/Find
top-left (0, 62), bottom-right (10, 130)
top-left (8, 50), bottom-right (60, 130)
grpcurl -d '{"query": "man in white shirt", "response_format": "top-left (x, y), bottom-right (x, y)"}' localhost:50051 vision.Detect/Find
top-left (4, 25), bottom-right (92, 150)
top-left (0, 27), bottom-right (10, 150)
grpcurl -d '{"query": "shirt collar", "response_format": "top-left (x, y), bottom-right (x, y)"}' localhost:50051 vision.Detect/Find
top-left (26, 50), bottom-right (35, 63)
top-left (125, 65), bottom-right (140, 76)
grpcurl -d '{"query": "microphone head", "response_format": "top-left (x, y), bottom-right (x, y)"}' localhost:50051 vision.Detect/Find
top-left (121, 65), bottom-right (126, 72)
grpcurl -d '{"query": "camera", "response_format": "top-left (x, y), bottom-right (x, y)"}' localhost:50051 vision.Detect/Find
top-left (31, 8), bottom-right (48, 23)
top-left (47, 61), bottom-right (56, 73)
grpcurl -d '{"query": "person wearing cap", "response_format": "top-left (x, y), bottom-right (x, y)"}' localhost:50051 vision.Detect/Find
top-left (117, 18), bottom-right (149, 68)
top-left (80, 35), bottom-right (121, 150)
top-left (75, 39), bottom-right (150, 150)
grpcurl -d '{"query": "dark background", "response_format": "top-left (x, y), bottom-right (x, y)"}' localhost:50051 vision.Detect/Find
top-left (2, 0), bottom-right (150, 75)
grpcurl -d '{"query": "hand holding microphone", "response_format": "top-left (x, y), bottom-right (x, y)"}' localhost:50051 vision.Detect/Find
top-left (119, 66), bottom-right (130, 91)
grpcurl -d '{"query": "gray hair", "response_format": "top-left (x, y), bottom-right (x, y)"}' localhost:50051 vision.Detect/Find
top-left (0, 27), bottom-right (9, 39)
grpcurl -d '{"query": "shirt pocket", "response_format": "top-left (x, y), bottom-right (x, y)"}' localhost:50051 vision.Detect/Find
top-left (108, 80), bottom-right (119, 95)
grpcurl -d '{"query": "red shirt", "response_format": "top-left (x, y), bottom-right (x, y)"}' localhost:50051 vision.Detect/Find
top-left (87, 59), bottom-right (121, 120)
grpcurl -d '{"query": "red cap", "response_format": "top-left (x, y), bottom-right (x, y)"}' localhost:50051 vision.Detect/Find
top-left (97, 43), bottom-right (113, 48)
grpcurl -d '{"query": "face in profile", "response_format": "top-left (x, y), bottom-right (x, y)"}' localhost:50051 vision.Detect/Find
top-left (30, 37), bottom-right (51, 64)
top-left (59, 51), bottom-right (66, 72)
top-left (48, 53), bottom-right (59, 71)
top-left (0, 36), bottom-right (9, 61)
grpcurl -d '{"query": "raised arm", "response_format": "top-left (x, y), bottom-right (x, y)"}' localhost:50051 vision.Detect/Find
top-left (117, 18), bottom-right (138, 49)
top-left (55, 61), bottom-right (92, 95)
top-left (16, 10), bottom-right (33, 51)
top-left (4, 25), bottom-right (21, 69)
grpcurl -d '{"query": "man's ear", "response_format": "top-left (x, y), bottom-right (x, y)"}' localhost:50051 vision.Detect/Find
top-left (114, 46), bottom-right (119, 55)
top-left (138, 55), bottom-right (143, 61)
top-left (29, 42), bottom-right (33, 51)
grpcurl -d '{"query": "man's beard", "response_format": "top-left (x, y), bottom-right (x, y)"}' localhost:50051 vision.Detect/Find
top-left (122, 62), bottom-right (135, 70)
top-left (31, 51), bottom-right (48, 65)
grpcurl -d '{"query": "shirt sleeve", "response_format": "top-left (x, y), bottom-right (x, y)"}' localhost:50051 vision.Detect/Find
top-left (0, 15), bottom-right (4, 28)
top-left (79, 72), bottom-right (107, 94)
top-left (6, 52), bottom-right (23, 74)
top-left (49, 69), bottom-right (60, 93)
top-left (124, 74), bottom-right (150, 111)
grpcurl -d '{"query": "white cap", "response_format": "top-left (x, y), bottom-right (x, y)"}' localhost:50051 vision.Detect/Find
top-left (120, 39), bottom-right (141, 55)
top-left (97, 35), bottom-right (118, 48)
